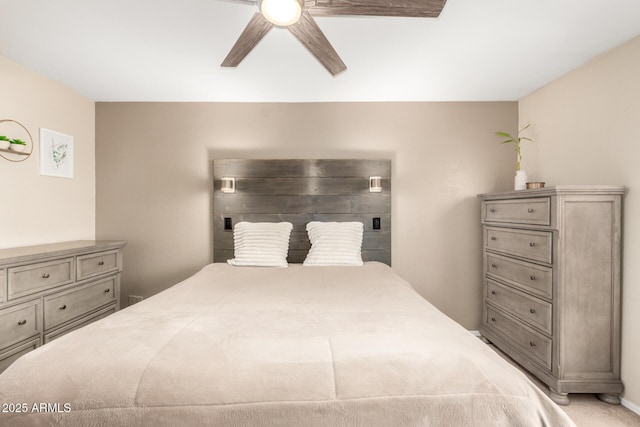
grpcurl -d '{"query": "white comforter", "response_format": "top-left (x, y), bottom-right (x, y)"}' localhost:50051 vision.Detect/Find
top-left (0, 262), bottom-right (574, 426)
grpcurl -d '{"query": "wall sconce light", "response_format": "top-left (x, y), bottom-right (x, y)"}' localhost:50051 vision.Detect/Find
top-left (221, 177), bottom-right (236, 194)
top-left (369, 176), bottom-right (382, 193)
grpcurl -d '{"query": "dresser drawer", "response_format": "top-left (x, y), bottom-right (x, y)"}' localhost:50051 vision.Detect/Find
top-left (485, 227), bottom-right (552, 264)
top-left (0, 299), bottom-right (42, 349)
top-left (483, 198), bottom-right (551, 225)
top-left (44, 277), bottom-right (116, 330)
top-left (486, 279), bottom-right (552, 334)
top-left (486, 306), bottom-right (552, 370)
top-left (77, 250), bottom-right (120, 281)
top-left (8, 258), bottom-right (74, 300)
top-left (0, 337), bottom-right (40, 373)
top-left (486, 253), bottom-right (552, 299)
top-left (44, 304), bottom-right (116, 343)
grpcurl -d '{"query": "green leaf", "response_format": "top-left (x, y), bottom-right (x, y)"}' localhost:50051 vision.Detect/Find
top-left (494, 132), bottom-right (512, 138)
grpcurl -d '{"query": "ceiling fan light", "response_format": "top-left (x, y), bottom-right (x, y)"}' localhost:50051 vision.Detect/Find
top-left (261, 0), bottom-right (302, 27)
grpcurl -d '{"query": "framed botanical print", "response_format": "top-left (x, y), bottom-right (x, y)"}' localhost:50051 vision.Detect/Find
top-left (40, 128), bottom-right (74, 178)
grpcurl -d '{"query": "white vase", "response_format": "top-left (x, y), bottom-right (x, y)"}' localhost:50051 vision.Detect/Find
top-left (514, 170), bottom-right (527, 191)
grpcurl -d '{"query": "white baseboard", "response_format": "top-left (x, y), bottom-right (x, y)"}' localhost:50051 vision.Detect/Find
top-left (468, 330), bottom-right (481, 337)
top-left (622, 398), bottom-right (640, 416)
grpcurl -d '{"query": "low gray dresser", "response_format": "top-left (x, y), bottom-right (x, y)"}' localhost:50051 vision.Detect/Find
top-left (478, 186), bottom-right (624, 405)
top-left (0, 240), bottom-right (126, 373)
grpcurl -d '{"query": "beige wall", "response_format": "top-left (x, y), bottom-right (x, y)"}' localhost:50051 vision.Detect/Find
top-left (519, 35), bottom-right (640, 409)
top-left (96, 101), bottom-right (517, 328)
top-left (0, 55), bottom-right (95, 248)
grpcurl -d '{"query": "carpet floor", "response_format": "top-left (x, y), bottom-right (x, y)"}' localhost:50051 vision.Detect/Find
top-left (487, 343), bottom-right (640, 426)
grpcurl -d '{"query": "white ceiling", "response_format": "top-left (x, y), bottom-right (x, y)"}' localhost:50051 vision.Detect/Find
top-left (1, 0), bottom-right (640, 102)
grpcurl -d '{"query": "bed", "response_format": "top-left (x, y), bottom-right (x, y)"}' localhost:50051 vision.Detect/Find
top-left (0, 159), bottom-right (574, 426)
top-left (0, 262), bottom-right (573, 426)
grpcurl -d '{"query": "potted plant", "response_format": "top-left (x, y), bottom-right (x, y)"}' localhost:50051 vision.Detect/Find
top-left (0, 135), bottom-right (10, 150)
top-left (495, 124), bottom-right (533, 190)
top-left (9, 138), bottom-right (27, 153)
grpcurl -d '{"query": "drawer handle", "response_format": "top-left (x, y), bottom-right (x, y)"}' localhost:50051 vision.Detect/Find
top-left (104, 288), bottom-right (111, 293)
top-left (529, 242), bottom-right (536, 247)
top-left (98, 260), bottom-right (105, 266)
top-left (491, 263), bottom-right (497, 268)
top-left (59, 304), bottom-right (67, 310)
top-left (530, 308), bottom-right (537, 314)
top-left (530, 275), bottom-right (537, 281)
top-left (490, 236), bottom-right (497, 241)
top-left (489, 208), bottom-right (496, 213)
top-left (528, 208), bottom-right (535, 213)
top-left (491, 290), bottom-right (497, 296)
top-left (529, 341), bottom-right (537, 348)
top-left (42, 273), bottom-right (50, 279)
top-left (490, 317), bottom-right (496, 322)
top-left (17, 319), bottom-right (27, 326)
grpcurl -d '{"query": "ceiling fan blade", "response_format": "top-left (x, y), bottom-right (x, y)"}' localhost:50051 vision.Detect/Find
top-left (306, 0), bottom-right (447, 18)
top-left (287, 11), bottom-right (346, 76)
top-left (221, 12), bottom-right (274, 68)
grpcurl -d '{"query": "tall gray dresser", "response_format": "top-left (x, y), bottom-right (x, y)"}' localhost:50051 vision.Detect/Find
top-left (0, 240), bottom-right (126, 373)
top-left (478, 186), bottom-right (624, 405)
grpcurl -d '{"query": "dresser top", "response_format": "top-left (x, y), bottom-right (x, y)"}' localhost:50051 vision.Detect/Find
top-left (478, 185), bottom-right (626, 200)
top-left (0, 240), bottom-right (127, 266)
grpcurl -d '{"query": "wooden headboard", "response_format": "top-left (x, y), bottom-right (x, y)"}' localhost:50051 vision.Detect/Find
top-left (212, 159), bottom-right (391, 265)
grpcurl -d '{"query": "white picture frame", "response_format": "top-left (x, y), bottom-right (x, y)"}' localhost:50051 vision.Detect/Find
top-left (39, 128), bottom-right (74, 178)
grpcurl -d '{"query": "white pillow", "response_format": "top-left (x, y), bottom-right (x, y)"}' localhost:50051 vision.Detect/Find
top-left (227, 222), bottom-right (293, 267)
top-left (303, 221), bottom-right (364, 266)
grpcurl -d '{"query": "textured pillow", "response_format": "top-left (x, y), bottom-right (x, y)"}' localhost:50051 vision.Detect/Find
top-left (303, 221), bottom-right (364, 266)
top-left (227, 222), bottom-right (293, 267)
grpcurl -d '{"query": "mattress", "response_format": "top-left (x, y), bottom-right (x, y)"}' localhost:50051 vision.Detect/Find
top-left (0, 262), bottom-right (574, 426)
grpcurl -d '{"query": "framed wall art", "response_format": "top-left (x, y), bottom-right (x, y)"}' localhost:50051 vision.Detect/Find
top-left (40, 128), bottom-right (74, 178)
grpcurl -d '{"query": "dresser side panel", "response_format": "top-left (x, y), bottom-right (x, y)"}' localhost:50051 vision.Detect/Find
top-left (558, 196), bottom-right (621, 379)
top-left (0, 269), bottom-right (5, 304)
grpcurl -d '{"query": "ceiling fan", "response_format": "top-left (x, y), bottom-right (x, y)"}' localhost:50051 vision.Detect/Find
top-left (221, 0), bottom-right (448, 76)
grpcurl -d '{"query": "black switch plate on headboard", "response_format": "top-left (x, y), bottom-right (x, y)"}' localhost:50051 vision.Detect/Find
top-left (224, 217), bottom-right (233, 230)
top-left (373, 217), bottom-right (381, 230)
